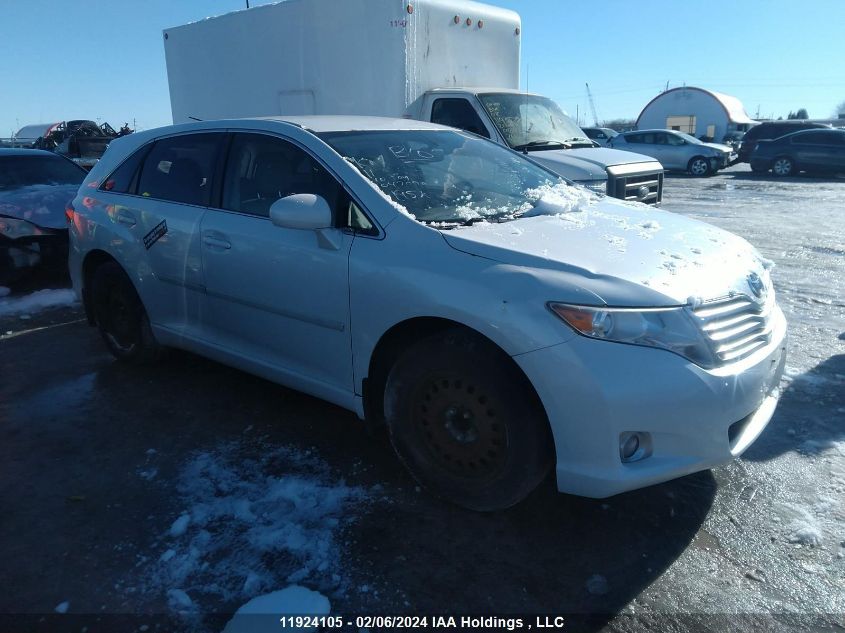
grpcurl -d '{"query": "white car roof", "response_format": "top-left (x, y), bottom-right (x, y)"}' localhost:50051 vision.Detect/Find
top-left (254, 115), bottom-right (451, 133)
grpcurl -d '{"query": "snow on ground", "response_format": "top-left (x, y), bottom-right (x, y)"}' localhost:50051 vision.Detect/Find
top-left (0, 288), bottom-right (77, 317)
top-left (138, 442), bottom-right (369, 617)
top-left (223, 585), bottom-right (330, 633)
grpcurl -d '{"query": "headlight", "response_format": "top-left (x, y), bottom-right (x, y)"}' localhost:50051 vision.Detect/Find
top-left (548, 302), bottom-right (717, 368)
top-left (0, 217), bottom-right (46, 239)
top-left (578, 180), bottom-right (607, 195)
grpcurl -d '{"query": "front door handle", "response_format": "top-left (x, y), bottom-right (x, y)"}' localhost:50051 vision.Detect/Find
top-left (203, 235), bottom-right (231, 250)
top-left (116, 210), bottom-right (136, 226)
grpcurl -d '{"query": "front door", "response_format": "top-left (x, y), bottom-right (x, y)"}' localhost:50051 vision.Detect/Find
top-left (200, 132), bottom-right (354, 393)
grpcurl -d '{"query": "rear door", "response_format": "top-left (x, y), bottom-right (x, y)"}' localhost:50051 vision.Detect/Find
top-left (790, 132), bottom-right (837, 171)
top-left (199, 131), bottom-right (355, 394)
top-left (98, 132), bottom-right (225, 333)
top-left (657, 132), bottom-right (689, 169)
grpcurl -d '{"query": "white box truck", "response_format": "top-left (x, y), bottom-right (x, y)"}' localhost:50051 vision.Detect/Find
top-left (164, 0), bottom-right (663, 203)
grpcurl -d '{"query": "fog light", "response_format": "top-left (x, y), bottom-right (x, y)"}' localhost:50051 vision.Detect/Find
top-left (620, 433), bottom-right (639, 460)
top-left (620, 432), bottom-right (651, 463)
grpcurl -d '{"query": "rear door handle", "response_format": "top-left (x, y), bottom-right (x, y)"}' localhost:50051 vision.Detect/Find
top-left (203, 235), bottom-right (231, 250)
top-left (116, 210), bottom-right (136, 226)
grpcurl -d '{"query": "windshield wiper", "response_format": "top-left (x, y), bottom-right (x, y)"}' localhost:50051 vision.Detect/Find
top-left (512, 140), bottom-right (572, 152)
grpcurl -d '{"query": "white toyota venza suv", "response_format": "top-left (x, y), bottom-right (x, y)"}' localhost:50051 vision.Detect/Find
top-left (68, 117), bottom-right (787, 510)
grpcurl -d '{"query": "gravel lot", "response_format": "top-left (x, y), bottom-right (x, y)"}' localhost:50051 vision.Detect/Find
top-left (1, 164), bottom-right (843, 632)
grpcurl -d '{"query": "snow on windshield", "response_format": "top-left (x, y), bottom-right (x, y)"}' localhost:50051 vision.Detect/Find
top-left (323, 130), bottom-right (584, 226)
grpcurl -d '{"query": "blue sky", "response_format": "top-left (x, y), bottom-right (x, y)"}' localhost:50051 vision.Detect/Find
top-left (1, 0), bottom-right (843, 135)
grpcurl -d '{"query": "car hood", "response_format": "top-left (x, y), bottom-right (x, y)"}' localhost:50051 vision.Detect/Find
top-left (0, 184), bottom-right (78, 230)
top-left (440, 193), bottom-right (769, 307)
top-left (700, 142), bottom-right (733, 153)
top-left (530, 147), bottom-right (662, 182)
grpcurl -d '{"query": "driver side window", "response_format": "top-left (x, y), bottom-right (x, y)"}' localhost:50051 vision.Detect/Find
top-left (431, 99), bottom-right (491, 138)
top-left (222, 133), bottom-right (347, 221)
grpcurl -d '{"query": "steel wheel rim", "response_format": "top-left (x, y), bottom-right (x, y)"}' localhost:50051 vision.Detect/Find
top-left (690, 159), bottom-right (708, 176)
top-left (773, 159), bottom-right (792, 175)
top-left (413, 374), bottom-right (508, 480)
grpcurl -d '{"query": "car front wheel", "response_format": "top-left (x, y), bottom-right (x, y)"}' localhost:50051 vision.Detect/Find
top-left (688, 156), bottom-right (712, 177)
top-left (772, 157), bottom-right (795, 177)
top-left (384, 330), bottom-right (553, 511)
top-left (91, 262), bottom-right (162, 364)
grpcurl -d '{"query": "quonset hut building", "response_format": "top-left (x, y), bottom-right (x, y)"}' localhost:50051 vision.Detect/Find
top-left (636, 87), bottom-right (756, 143)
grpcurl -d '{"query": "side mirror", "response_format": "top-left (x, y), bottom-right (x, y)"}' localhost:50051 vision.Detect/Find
top-left (269, 194), bottom-right (332, 230)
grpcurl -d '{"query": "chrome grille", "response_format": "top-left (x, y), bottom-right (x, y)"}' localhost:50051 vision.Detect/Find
top-left (692, 293), bottom-right (775, 364)
top-left (608, 171), bottom-right (664, 205)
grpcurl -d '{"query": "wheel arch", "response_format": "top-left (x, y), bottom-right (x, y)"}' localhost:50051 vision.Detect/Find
top-left (362, 317), bottom-right (549, 432)
top-left (81, 249), bottom-right (121, 325)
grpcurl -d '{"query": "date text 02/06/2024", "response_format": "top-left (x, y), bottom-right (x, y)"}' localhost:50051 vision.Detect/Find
top-left (278, 615), bottom-right (569, 630)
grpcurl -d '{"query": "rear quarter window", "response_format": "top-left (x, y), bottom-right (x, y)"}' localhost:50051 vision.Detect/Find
top-left (100, 144), bottom-right (151, 194)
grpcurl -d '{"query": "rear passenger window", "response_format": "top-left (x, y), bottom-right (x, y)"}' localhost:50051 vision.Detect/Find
top-left (100, 144), bottom-right (151, 194)
top-left (792, 132), bottom-right (831, 145)
top-left (625, 134), bottom-right (642, 144)
top-left (221, 133), bottom-right (348, 221)
top-left (137, 133), bottom-right (224, 206)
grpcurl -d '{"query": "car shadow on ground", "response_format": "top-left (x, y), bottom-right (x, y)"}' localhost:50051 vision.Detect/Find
top-left (741, 354), bottom-right (845, 463)
top-left (345, 465), bottom-right (716, 631)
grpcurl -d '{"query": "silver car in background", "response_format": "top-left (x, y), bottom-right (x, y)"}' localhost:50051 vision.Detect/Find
top-left (611, 129), bottom-right (736, 176)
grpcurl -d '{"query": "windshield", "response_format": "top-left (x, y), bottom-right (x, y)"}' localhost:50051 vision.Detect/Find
top-left (477, 93), bottom-right (589, 148)
top-left (319, 130), bottom-right (565, 225)
top-left (0, 155), bottom-right (86, 189)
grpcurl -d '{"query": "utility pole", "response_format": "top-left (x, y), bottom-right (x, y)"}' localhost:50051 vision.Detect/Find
top-left (585, 83), bottom-right (599, 127)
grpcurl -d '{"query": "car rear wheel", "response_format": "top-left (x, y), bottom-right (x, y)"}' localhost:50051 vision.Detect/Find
top-left (384, 330), bottom-right (553, 511)
top-left (772, 157), bottom-right (795, 177)
top-left (91, 262), bottom-right (162, 364)
top-left (688, 157), bottom-right (711, 177)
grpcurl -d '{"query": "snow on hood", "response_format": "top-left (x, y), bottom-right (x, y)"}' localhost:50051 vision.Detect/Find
top-left (0, 183), bottom-right (78, 229)
top-left (440, 184), bottom-right (770, 306)
top-left (530, 147), bottom-right (660, 182)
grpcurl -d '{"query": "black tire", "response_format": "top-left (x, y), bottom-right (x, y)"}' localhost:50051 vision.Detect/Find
top-left (384, 329), bottom-right (553, 511)
top-left (687, 156), bottom-right (711, 177)
top-left (771, 156), bottom-right (795, 177)
top-left (91, 262), bottom-right (162, 364)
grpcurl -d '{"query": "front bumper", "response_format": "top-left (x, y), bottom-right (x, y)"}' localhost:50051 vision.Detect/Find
top-left (514, 306), bottom-right (787, 498)
top-left (0, 233), bottom-right (69, 284)
top-left (710, 152), bottom-right (735, 171)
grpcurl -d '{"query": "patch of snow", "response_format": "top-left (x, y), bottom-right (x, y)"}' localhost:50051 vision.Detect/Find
top-left (0, 288), bottom-right (78, 317)
top-left (138, 468), bottom-right (158, 481)
top-left (0, 286), bottom-right (9, 297)
top-left (776, 502), bottom-right (825, 546)
top-left (370, 184), bottom-right (416, 219)
top-left (54, 601), bottom-right (69, 614)
top-left (167, 588), bottom-right (194, 612)
top-left (146, 443), bottom-right (368, 611)
top-left (223, 586), bottom-right (330, 633)
top-left (520, 183), bottom-right (596, 217)
top-left (169, 514), bottom-right (191, 537)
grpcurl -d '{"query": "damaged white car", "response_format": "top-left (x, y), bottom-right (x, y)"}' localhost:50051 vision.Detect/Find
top-left (68, 117), bottom-right (787, 510)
